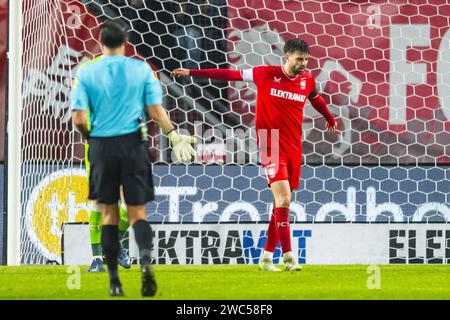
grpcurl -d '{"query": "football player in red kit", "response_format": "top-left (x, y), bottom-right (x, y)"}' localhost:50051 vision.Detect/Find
top-left (171, 39), bottom-right (338, 271)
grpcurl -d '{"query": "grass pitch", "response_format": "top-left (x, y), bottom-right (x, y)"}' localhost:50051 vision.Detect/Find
top-left (0, 265), bottom-right (449, 300)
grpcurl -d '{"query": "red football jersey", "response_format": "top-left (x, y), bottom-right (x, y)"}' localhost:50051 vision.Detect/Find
top-left (242, 66), bottom-right (316, 159)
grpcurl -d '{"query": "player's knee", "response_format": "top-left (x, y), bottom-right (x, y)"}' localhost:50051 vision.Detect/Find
top-left (275, 195), bottom-right (291, 208)
top-left (89, 200), bottom-right (101, 213)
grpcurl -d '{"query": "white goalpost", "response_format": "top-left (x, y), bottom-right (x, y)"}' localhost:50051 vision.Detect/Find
top-left (6, 0), bottom-right (84, 265)
top-left (7, 0), bottom-right (23, 266)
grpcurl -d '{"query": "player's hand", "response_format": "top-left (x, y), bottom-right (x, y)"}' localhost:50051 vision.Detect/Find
top-left (170, 68), bottom-right (190, 78)
top-left (167, 130), bottom-right (197, 162)
top-left (326, 122), bottom-right (338, 134)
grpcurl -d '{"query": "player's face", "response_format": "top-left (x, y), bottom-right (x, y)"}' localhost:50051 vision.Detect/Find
top-left (286, 51), bottom-right (309, 75)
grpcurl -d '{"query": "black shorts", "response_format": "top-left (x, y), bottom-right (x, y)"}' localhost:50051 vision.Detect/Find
top-left (87, 131), bottom-right (155, 205)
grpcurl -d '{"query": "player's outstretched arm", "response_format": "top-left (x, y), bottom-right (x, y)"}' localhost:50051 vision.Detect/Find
top-left (309, 93), bottom-right (338, 134)
top-left (146, 104), bottom-right (197, 162)
top-left (171, 68), bottom-right (244, 81)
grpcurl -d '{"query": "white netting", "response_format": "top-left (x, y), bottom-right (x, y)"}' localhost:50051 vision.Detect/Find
top-left (21, 0), bottom-right (81, 264)
top-left (17, 0), bottom-right (449, 264)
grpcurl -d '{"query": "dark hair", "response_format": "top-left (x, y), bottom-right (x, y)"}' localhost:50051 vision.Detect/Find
top-left (100, 20), bottom-right (128, 49)
top-left (283, 38), bottom-right (309, 54)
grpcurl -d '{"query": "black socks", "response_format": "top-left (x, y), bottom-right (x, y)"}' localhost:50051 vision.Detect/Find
top-left (101, 225), bottom-right (120, 283)
top-left (132, 220), bottom-right (153, 266)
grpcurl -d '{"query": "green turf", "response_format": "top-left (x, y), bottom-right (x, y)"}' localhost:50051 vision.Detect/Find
top-left (0, 265), bottom-right (449, 300)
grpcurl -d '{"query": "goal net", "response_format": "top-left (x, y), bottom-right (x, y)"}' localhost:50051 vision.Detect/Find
top-left (11, 0), bottom-right (450, 265)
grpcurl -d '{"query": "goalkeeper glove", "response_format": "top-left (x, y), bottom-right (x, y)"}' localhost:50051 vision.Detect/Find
top-left (167, 130), bottom-right (197, 162)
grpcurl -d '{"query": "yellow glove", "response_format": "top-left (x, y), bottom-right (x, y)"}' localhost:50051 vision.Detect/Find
top-left (167, 130), bottom-right (197, 162)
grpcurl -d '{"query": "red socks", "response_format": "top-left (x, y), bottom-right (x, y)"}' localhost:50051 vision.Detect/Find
top-left (264, 207), bottom-right (291, 254)
top-left (274, 207), bottom-right (291, 253)
top-left (264, 209), bottom-right (279, 252)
